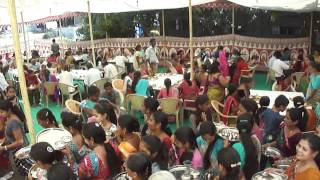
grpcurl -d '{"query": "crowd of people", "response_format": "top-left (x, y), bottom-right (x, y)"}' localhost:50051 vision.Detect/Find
top-left (0, 38), bottom-right (320, 180)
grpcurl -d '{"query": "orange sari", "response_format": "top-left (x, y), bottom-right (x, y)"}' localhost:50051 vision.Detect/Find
top-left (286, 160), bottom-right (320, 180)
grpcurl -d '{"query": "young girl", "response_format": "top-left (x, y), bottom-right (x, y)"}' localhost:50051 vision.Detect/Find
top-left (196, 121), bottom-right (224, 173)
top-left (29, 142), bottom-right (76, 180)
top-left (141, 97), bottom-right (160, 136)
top-left (222, 84), bottom-right (239, 125)
top-left (174, 127), bottom-right (202, 169)
top-left (256, 96), bottom-right (270, 128)
top-left (189, 95), bottom-right (212, 132)
top-left (140, 135), bottom-right (169, 173)
top-left (232, 113), bottom-right (259, 179)
top-left (117, 114), bottom-right (141, 159)
top-left (78, 122), bottom-right (122, 179)
top-left (157, 78), bottom-right (179, 99)
top-left (36, 108), bottom-right (59, 129)
top-left (126, 152), bottom-right (152, 180)
top-left (93, 100), bottom-right (117, 141)
top-left (61, 111), bottom-right (90, 164)
top-left (216, 147), bottom-right (241, 180)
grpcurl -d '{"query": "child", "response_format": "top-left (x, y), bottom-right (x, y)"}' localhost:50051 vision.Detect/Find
top-left (189, 95), bottom-right (212, 132)
top-left (256, 96), bottom-right (270, 128)
top-left (80, 85), bottom-right (100, 119)
top-left (261, 95), bottom-right (289, 144)
top-left (174, 127), bottom-right (202, 169)
top-left (196, 122), bottom-right (224, 172)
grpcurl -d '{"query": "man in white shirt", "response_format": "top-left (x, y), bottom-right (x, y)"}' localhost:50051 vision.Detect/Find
top-left (84, 63), bottom-right (102, 86)
top-left (146, 38), bottom-right (159, 74)
top-left (271, 51), bottom-right (290, 78)
top-left (0, 71), bottom-right (8, 92)
top-left (58, 65), bottom-right (75, 92)
top-left (103, 62), bottom-right (118, 79)
top-left (267, 54), bottom-right (276, 69)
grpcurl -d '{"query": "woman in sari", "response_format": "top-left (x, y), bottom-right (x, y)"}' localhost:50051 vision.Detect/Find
top-left (78, 122), bottom-right (122, 179)
top-left (274, 108), bottom-right (304, 157)
top-left (222, 84), bottom-right (239, 125)
top-left (131, 71), bottom-right (151, 97)
top-left (306, 62), bottom-right (320, 125)
top-left (286, 134), bottom-right (320, 180)
top-left (232, 56), bottom-right (249, 85)
top-left (207, 62), bottom-right (230, 102)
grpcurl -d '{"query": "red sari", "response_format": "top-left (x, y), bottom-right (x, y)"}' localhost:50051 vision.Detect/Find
top-left (222, 96), bottom-right (238, 125)
top-left (232, 58), bottom-right (249, 84)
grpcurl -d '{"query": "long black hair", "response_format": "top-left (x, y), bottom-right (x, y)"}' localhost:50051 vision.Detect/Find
top-left (37, 108), bottom-right (59, 127)
top-left (151, 111), bottom-right (172, 136)
top-left (141, 135), bottom-right (169, 170)
top-left (236, 113), bottom-right (258, 179)
top-left (94, 100), bottom-right (117, 125)
top-left (199, 121), bottom-right (218, 170)
top-left (292, 96), bottom-right (308, 131)
top-left (118, 114), bottom-right (140, 133)
top-left (82, 122), bottom-right (122, 177)
top-left (300, 134), bottom-right (320, 168)
top-left (239, 98), bottom-right (258, 126)
top-left (287, 108), bottom-right (307, 132)
top-left (175, 127), bottom-right (197, 164)
top-left (131, 71), bottom-right (142, 93)
top-left (126, 152), bottom-right (152, 180)
top-left (256, 96), bottom-right (270, 126)
top-left (164, 78), bottom-right (171, 95)
top-left (61, 111), bottom-right (83, 132)
top-left (217, 147), bottom-right (241, 180)
top-left (0, 99), bottom-right (26, 123)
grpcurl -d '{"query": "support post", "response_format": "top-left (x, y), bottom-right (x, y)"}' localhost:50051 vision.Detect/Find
top-left (162, 9), bottom-right (165, 37)
top-left (309, 12), bottom-right (313, 54)
top-left (8, 0), bottom-right (35, 143)
top-left (87, 0), bottom-right (96, 66)
top-left (188, 0), bottom-right (194, 79)
top-left (20, 11), bottom-right (28, 63)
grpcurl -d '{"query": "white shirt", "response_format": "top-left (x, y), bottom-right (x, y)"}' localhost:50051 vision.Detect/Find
top-left (114, 56), bottom-right (126, 73)
top-left (84, 68), bottom-right (102, 86)
top-left (145, 46), bottom-right (159, 64)
top-left (58, 71), bottom-right (74, 92)
top-left (0, 73), bottom-right (8, 91)
top-left (104, 64), bottom-right (118, 79)
top-left (267, 56), bottom-right (276, 69)
top-left (271, 58), bottom-right (290, 77)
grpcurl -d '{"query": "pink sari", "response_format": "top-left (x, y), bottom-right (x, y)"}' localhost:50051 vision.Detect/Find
top-left (219, 51), bottom-right (229, 77)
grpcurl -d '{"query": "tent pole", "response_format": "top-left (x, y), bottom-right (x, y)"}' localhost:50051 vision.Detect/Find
top-left (232, 4), bottom-right (235, 51)
top-left (59, 19), bottom-right (62, 40)
top-left (309, 11), bottom-right (313, 54)
top-left (188, 0), bottom-right (194, 80)
top-left (87, 0), bottom-right (96, 66)
top-left (162, 9), bottom-right (165, 37)
top-left (20, 11), bottom-right (28, 64)
top-left (8, 0), bottom-right (35, 144)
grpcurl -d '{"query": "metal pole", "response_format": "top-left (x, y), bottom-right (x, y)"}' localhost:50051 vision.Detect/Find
top-left (162, 9), bottom-right (165, 37)
top-left (87, 0), bottom-right (96, 66)
top-left (309, 12), bottom-right (313, 54)
top-left (20, 12), bottom-right (28, 63)
top-left (188, 0), bottom-right (194, 79)
top-left (59, 19), bottom-right (62, 40)
top-left (232, 5), bottom-right (235, 35)
top-left (8, 0), bottom-right (35, 143)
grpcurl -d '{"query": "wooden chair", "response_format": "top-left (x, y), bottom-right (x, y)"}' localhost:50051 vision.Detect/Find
top-left (239, 65), bottom-right (257, 84)
top-left (58, 83), bottom-right (82, 107)
top-left (126, 94), bottom-right (146, 115)
top-left (211, 100), bottom-right (238, 127)
top-left (158, 98), bottom-right (183, 128)
top-left (43, 82), bottom-right (59, 107)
